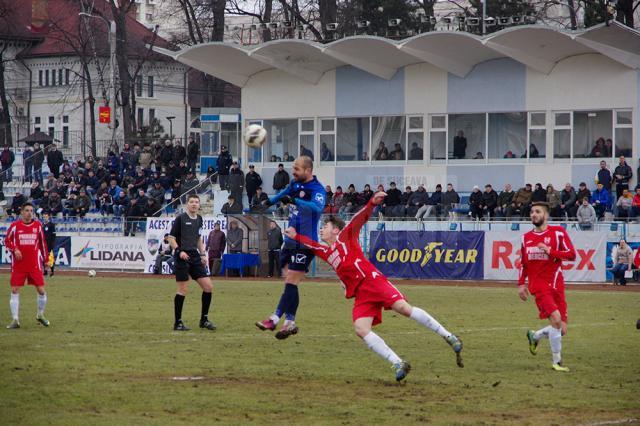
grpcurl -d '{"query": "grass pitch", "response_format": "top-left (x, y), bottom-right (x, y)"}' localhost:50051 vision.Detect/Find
top-left (0, 275), bottom-right (638, 425)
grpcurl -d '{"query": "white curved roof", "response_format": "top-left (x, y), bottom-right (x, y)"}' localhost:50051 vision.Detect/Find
top-left (154, 22), bottom-right (640, 87)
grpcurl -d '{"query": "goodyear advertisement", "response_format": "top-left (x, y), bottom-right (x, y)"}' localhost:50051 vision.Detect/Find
top-left (369, 231), bottom-right (484, 280)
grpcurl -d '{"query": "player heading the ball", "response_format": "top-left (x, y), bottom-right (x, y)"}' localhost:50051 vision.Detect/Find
top-left (519, 201), bottom-right (577, 372)
top-left (285, 191), bottom-right (463, 382)
top-left (255, 156), bottom-right (326, 340)
top-left (4, 202), bottom-right (49, 329)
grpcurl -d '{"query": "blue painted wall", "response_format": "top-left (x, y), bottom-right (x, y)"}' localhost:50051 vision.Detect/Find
top-left (447, 58), bottom-right (526, 113)
top-left (572, 164), bottom-right (600, 191)
top-left (335, 66), bottom-right (405, 117)
top-left (447, 165), bottom-right (524, 192)
top-left (335, 165), bottom-right (405, 190)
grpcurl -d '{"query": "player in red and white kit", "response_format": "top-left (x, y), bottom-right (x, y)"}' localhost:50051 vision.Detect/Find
top-left (519, 202), bottom-right (576, 372)
top-left (4, 202), bottom-right (49, 329)
top-left (285, 192), bottom-right (463, 382)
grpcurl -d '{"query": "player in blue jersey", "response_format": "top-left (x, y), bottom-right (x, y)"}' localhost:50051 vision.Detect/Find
top-left (255, 156), bottom-right (326, 339)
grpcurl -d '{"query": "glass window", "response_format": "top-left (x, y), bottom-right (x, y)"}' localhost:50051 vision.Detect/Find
top-left (51, 70), bottom-right (56, 86)
top-left (34, 117), bottom-right (41, 124)
top-left (147, 76), bottom-right (154, 97)
top-left (407, 132), bottom-right (424, 161)
top-left (337, 117), bottom-right (369, 162)
top-left (573, 110), bottom-right (612, 158)
top-left (555, 112), bottom-right (570, 126)
top-left (34, 127), bottom-right (40, 132)
top-left (149, 108), bottom-right (155, 126)
top-left (137, 108), bottom-right (144, 130)
top-left (488, 112), bottom-right (526, 160)
top-left (529, 129), bottom-right (546, 159)
top-left (62, 126), bottom-right (69, 147)
top-left (264, 119), bottom-right (298, 163)
top-left (45, 70), bottom-right (49, 86)
top-left (300, 134), bottom-right (314, 160)
top-left (448, 113), bottom-right (486, 160)
top-left (530, 112), bottom-right (545, 127)
top-left (616, 110), bottom-right (632, 125)
top-left (320, 118), bottom-right (334, 132)
top-left (409, 116), bottom-right (423, 130)
top-left (553, 129), bottom-right (571, 159)
top-left (38, 70), bottom-right (43, 86)
top-left (430, 131), bottom-right (446, 160)
top-left (48, 127), bottom-right (54, 137)
top-left (300, 119), bottom-right (314, 132)
top-left (48, 116), bottom-right (54, 124)
top-left (59, 69), bottom-right (63, 85)
top-left (221, 122), bottom-right (240, 159)
top-left (431, 115), bottom-right (446, 129)
top-left (136, 76), bottom-right (143, 97)
top-left (65, 69), bottom-right (70, 85)
top-left (615, 128), bottom-right (632, 157)
top-left (63, 115), bottom-right (69, 124)
top-left (319, 134), bottom-right (335, 163)
top-left (372, 116), bottom-right (405, 161)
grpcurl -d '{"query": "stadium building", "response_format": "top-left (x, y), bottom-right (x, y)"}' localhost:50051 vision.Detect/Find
top-left (157, 22), bottom-right (640, 192)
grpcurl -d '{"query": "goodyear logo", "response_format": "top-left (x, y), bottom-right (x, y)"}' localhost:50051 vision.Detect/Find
top-left (375, 242), bottom-right (478, 267)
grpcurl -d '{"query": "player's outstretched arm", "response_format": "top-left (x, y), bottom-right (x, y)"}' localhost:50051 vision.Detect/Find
top-left (285, 227), bottom-right (330, 261)
top-left (342, 191), bottom-right (386, 239)
top-left (266, 185), bottom-right (291, 206)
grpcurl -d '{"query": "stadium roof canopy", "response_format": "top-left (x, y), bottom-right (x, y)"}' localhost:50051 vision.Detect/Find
top-left (154, 21), bottom-right (640, 87)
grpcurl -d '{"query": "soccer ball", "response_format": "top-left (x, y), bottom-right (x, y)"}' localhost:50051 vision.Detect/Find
top-left (244, 124), bottom-right (267, 149)
top-left (88, 270), bottom-right (97, 278)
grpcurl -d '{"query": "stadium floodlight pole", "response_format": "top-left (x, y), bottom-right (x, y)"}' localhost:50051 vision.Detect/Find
top-left (79, 12), bottom-right (117, 149)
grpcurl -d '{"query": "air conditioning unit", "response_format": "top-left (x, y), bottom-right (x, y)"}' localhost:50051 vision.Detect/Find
top-left (458, 16), bottom-right (466, 24)
top-left (326, 23), bottom-right (338, 31)
top-left (387, 19), bottom-right (402, 27)
top-left (420, 15), bottom-right (437, 25)
top-left (296, 24), bottom-right (310, 31)
top-left (467, 17), bottom-right (480, 26)
top-left (511, 16), bottom-right (522, 24)
top-left (524, 15), bottom-right (537, 24)
top-left (442, 17), bottom-right (454, 24)
top-left (147, 0), bottom-right (156, 5)
top-left (499, 17), bottom-right (512, 25)
top-left (357, 20), bottom-right (370, 29)
top-left (484, 17), bottom-right (496, 26)
top-left (268, 22), bottom-right (279, 29)
top-left (281, 21), bottom-right (292, 29)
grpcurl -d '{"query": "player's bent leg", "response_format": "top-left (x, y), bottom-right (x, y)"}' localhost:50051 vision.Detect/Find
top-left (355, 317), bottom-right (410, 381)
top-left (35, 286), bottom-right (49, 327)
top-left (196, 277), bottom-right (216, 331)
top-left (274, 269), bottom-right (304, 340)
top-left (173, 282), bottom-right (190, 331)
top-left (7, 286), bottom-right (21, 329)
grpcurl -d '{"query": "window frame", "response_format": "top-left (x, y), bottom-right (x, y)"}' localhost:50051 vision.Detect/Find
top-left (406, 114), bottom-right (424, 163)
top-left (527, 111), bottom-right (546, 163)
top-left (552, 110), bottom-right (572, 162)
top-left (428, 113), bottom-right (447, 164)
top-left (298, 118), bottom-right (315, 161)
top-left (318, 117), bottom-right (336, 166)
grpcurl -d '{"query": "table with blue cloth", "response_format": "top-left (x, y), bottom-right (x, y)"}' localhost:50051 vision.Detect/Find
top-left (220, 253), bottom-right (261, 277)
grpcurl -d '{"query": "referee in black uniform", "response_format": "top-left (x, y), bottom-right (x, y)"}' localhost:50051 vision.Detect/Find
top-left (42, 212), bottom-right (56, 276)
top-left (167, 194), bottom-right (216, 331)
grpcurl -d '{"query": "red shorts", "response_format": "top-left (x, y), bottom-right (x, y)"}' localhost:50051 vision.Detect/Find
top-left (534, 289), bottom-right (567, 322)
top-left (352, 278), bottom-right (405, 326)
top-left (10, 271), bottom-right (45, 287)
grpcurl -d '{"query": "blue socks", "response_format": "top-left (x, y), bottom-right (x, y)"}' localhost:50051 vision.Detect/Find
top-left (274, 283), bottom-right (299, 321)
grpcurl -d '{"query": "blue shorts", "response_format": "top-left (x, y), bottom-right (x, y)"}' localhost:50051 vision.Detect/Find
top-left (280, 248), bottom-right (314, 272)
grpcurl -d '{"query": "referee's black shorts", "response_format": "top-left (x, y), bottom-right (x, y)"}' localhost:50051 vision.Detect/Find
top-left (174, 250), bottom-right (209, 282)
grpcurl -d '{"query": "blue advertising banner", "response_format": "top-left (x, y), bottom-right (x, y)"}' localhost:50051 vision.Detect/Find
top-left (1, 236), bottom-right (71, 267)
top-left (605, 241), bottom-right (639, 281)
top-left (369, 231), bottom-right (484, 280)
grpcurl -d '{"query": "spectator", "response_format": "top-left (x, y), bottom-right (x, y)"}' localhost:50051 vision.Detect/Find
top-left (23, 145), bottom-right (33, 183)
top-left (576, 198), bottom-right (597, 229)
top-left (283, 152), bottom-right (294, 162)
top-left (410, 184), bottom-right (430, 218)
top-left (0, 145), bottom-right (15, 182)
top-left (429, 184), bottom-right (443, 218)
top-left (176, 159), bottom-right (189, 178)
top-left (245, 165), bottom-right (262, 205)
top-left (139, 145), bottom-right (153, 170)
top-left (382, 182), bottom-right (402, 217)
top-left (546, 184), bottom-right (562, 219)
top-left (85, 170), bottom-right (99, 196)
top-left (590, 137), bottom-right (606, 157)
top-left (469, 186), bottom-right (483, 220)
top-left (131, 169), bottom-right (147, 193)
top-left (272, 163), bottom-right (290, 192)
top-left (97, 182), bottom-right (112, 214)
top-left (124, 197), bottom-right (144, 237)
top-left (30, 182), bottom-right (44, 206)
top-left (575, 182), bottom-right (591, 215)
top-left (532, 183), bottom-right (547, 203)
top-left (508, 184), bottom-right (533, 219)
top-left (73, 189), bottom-right (91, 217)
top-left (186, 137), bottom-right (199, 173)
top-left (441, 183), bottom-right (460, 219)
top-left (205, 165), bottom-right (217, 187)
top-left (632, 188), bottom-right (640, 219)
top-left (359, 184), bottom-right (373, 206)
top-left (221, 194), bottom-right (243, 215)
top-left (610, 239), bottom-right (633, 286)
top-left (323, 185), bottom-right (333, 213)
top-left (560, 183), bottom-right (578, 219)
top-left (120, 143), bottom-right (134, 173)
top-left (159, 140), bottom-right (173, 167)
top-left (113, 190), bottom-right (129, 217)
top-left (495, 184), bottom-right (514, 219)
top-left (453, 130), bottom-right (467, 159)
top-left (169, 180), bottom-right (181, 209)
top-left (473, 152), bottom-right (484, 160)
top-left (529, 143), bottom-right (540, 158)
top-left (605, 138), bottom-right (613, 157)
top-left (226, 221), bottom-right (243, 253)
top-left (8, 191), bottom-right (26, 216)
top-left (409, 142), bottom-right (423, 161)
top-left (600, 163), bottom-right (614, 191)
top-left (181, 171), bottom-right (200, 201)
top-left (153, 234), bottom-right (174, 275)
top-left (144, 197), bottom-right (161, 218)
top-left (228, 162), bottom-right (245, 202)
top-left (32, 143), bottom-right (44, 185)
top-left (591, 182), bottom-right (610, 219)
top-left (340, 184), bottom-right (360, 216)
top-left (206, 223), bottom-right (226, 276)
top-left (300, 144), bottom-right (313, 160)
top-left (250, 187), bottom-right (269, 213)
top-left (480, 184), bottom-right (498, 220)
top-left (616, 188), bottom-right (633, 220)
top-left (46, 191), bottom-right (62, 216)
top-left (172, 140), bottom-right (186, 166)
top-left (62, 193), bottom-right (78, 219)
top-left (148, 182), bottom-right (165, 207)
top-left (216, 145), bottom-right (233, 190)
top-left (320, 143), bottom-right (333, 162)
top-left (374, 142), bottom-right (389, 161)
top-left (266, 221), bottom-right (283, 278)
top-left (397, 185), bottom-right (412, 215)
top-left (329, 186), bottom-right (344, 214)
top-left (504, 150), bottom-right (516, 159)
top-left (391, 143), bottom-right (405, 160)
top-left (361, 152), bottom-right (370, 161)
top-left (613, 156), bottom-right (632, 199)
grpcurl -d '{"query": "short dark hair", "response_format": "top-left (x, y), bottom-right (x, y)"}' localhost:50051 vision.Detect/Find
top-left (531, 201), bottom-right (550, 211)
top-left (187, 194), bottom-right (200, 201)
top-left (21, 202), bottom-right (34, 210)
top-left (324, 215), bottom-right (346, 230)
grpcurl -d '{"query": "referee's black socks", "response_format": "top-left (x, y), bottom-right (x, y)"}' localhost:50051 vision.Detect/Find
top-left (174, 294), bottom-right (185, 324)
top-left (201, 291), bottom-right (212, 321)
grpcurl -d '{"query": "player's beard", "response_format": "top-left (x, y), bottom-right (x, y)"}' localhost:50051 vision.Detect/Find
top-left (532, 218), bottom-right (545, 227)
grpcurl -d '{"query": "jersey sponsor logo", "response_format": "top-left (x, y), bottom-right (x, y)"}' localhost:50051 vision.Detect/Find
top-left (544, 237), bottom-right (551, 245)
top-left (374, 242), bottom-right (479, 267)
top-left (295, 253), bottom-right (307, 264)
top-left (491, 241), bottom-right (596, 271)
top-left (372, 271), bottom-right (380, 279)
top-left (315, 193), bottom-right (325, 204)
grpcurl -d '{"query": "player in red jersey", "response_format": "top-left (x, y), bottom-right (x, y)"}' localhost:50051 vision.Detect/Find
top-left (4, 202), bottom-right (49, 329)
top-left (519, 202), bottom-right (576, 372)
top-left (285, 191), bottom-right (463, 382)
